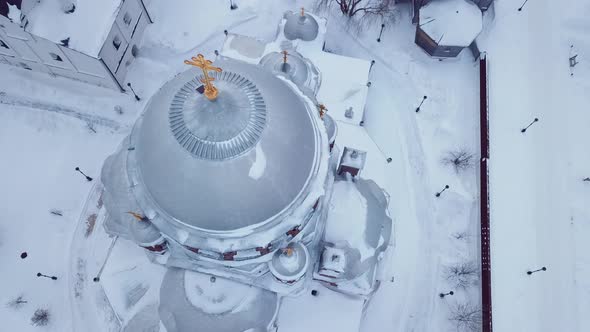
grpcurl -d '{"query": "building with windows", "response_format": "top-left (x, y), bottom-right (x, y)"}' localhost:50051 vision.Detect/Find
top-left (0, 0), bottom-right (151, 90)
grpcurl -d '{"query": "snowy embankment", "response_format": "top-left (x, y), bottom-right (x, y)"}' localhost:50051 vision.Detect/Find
top-left (0, 68), bottom-right (133, 332)
top-left (479, 0), bottom-right (590, 331)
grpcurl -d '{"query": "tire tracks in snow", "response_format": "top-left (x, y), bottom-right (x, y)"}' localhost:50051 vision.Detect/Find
top-left (325, 15), bottom-right (442, 332)
top-left (0, 91), bottom-right (123, 130)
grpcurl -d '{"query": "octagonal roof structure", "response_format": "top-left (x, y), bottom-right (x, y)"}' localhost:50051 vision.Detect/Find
top-left (420, 0), bottom-right (482, 47)
top-left (259, 50), bottom-right (321, 96)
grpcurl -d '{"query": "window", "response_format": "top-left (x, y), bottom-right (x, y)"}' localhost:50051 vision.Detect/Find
top-left (123, 13), bottom-right (132, 26)
top-left (112, 36), bottom-right (121, 50)
top-left (49, 52), bottom-right (63, 62)
top-left (0, 39), bottom-right (9, 49)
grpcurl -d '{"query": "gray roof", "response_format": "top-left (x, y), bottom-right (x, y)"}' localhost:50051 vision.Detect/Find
top-left (131, 58), bottom-right (322, 232)
top-left (283, 11), bottom-right (319, 41)
top-left (159, 269), bottom-right (278, 332)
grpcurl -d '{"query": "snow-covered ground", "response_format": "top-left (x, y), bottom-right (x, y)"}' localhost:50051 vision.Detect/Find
top-left (1, 0), bottom-right (588, 331)
top-left (478, 0), bottom-right (590, 330)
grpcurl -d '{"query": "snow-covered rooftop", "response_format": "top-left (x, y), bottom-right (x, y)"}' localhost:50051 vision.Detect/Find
top-left (26, 0), bottom-right (122, 56)
top-left (420, 0), bottom-right (482, 47)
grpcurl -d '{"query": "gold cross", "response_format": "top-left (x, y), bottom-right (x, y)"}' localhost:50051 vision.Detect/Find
top-left (184, 54), bottom-right (223, 101)
top-left (282, 247), bottom-right (294, 257)
top-left (301, 7), bottom-right (305, 16)
top-left (127, 211), bottom-right (145, 221)
top-left (282, 50), bottom-right (288, 64)
top-left (318, 104), bottom-right (327, 119)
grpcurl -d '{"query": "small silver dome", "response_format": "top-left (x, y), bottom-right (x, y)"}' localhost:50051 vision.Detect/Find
top-left (283, 11), bottom-right (319, 41)
top-left (259, 51), bottom-right (321, 96)
top-left (268, 242), bottom-right (309, 282)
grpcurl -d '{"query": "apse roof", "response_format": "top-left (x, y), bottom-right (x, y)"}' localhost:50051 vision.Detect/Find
top-left (130, 57), bottom-right (323, 232)
top-left (160, 269), bottom-right (278, 332)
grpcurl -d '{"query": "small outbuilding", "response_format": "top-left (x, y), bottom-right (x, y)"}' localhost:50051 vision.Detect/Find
top-left (415, 0), bottom-right (483, 58)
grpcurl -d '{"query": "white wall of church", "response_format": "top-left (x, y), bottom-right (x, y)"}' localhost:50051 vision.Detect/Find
top-left (0, 15), bottom-right (119, 90)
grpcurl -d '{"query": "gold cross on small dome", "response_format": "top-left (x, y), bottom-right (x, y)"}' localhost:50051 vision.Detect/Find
top-left (127, 211), bottom-right (145, 221)
top-left (282, 50), bottom-right (288, 64)
top-left (318, 104), bottom-right (327, 119)
top-left (184, 54), bottom-right (223, 101)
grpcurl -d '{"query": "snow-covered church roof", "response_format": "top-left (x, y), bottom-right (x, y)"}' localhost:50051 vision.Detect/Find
top-left (127, 57), bottom-right (325, 232)
top-left (25, 0), bottom-right (125, 56)
top-left (420, 0), bottom-right (482, 47)
top-left (160, 269), bottom-right (279, 332)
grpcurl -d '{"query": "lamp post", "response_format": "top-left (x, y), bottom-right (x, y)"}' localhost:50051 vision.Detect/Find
top-left (377, 24), bottom-right (385, 42)
top-left (435, 185), bottom-right (450, 197)
top-left (521, 117), bottom-right (539, 133)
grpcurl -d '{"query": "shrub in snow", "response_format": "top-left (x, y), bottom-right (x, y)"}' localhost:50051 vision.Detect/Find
top-left (444, 261), bottom-right (479, 289)
top-left (452, 231), bottom-right (470, 241)
top-left (448, 302), bottom-right (482, 332)
top-left (60, 0), bottom-right (77, 14)
top-left (315, 0), bottom-right (398, 32)
top-left (31, 308), bottom-right (50, 326)
top-left (6, 295), bottom-right (27, 310)
top-left (442, 149), bottom-right (474, 173)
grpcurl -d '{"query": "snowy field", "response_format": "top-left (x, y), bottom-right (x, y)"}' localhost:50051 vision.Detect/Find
top-left (0, 0), bottom-right (588, 331)
top-left (478, 0), bottom-right (590, 330)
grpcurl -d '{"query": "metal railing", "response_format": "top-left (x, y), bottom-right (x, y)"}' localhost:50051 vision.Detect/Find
top-left (479, 55), bottom-right (492, 332)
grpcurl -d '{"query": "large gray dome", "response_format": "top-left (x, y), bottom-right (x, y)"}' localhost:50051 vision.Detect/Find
top-left (129, 58), bottom-right (322, 232)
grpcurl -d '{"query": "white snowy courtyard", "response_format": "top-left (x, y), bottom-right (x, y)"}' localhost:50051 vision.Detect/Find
top-left (0, 0), bottom-right (589, 332)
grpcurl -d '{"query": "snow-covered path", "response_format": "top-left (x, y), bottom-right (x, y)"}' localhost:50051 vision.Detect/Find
top-left (482, 0), bottom-right (590, 330)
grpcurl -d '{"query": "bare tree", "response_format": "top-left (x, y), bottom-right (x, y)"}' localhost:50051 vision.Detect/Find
top-left (59, 0), bottom-right (77, 13)
top-left (444, 261), bottom-right (479, 289)
top-left (6, 295), bottom-right (27, 310)
top-left (31, 308), bottom-right (50, 326)
top-left (449, 302), bottom-right (482, 332)
top-left (452, 231), bottom-right (470, 241)
top-left (316, 0), bottom-right (397, 25)
top-left (442, 149), bottom-right (474, 173)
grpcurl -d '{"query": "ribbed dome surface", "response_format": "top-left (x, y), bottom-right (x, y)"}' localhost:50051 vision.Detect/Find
top-left (130, 58), bottom-right (322, 232)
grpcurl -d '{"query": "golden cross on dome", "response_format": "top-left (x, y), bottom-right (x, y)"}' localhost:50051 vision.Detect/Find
top-left (282, 50), bottom-right (288, 64)
top-left (282, 247), bottom-right (294, 257)
top-left (184, 54), bottom-right (223, 101)
top-left (318, 104), bottom-right (327, 119)
top-left (127, 211), bottom-right (145, 221)
top-left (301, 7), bottom-right (305, 16)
